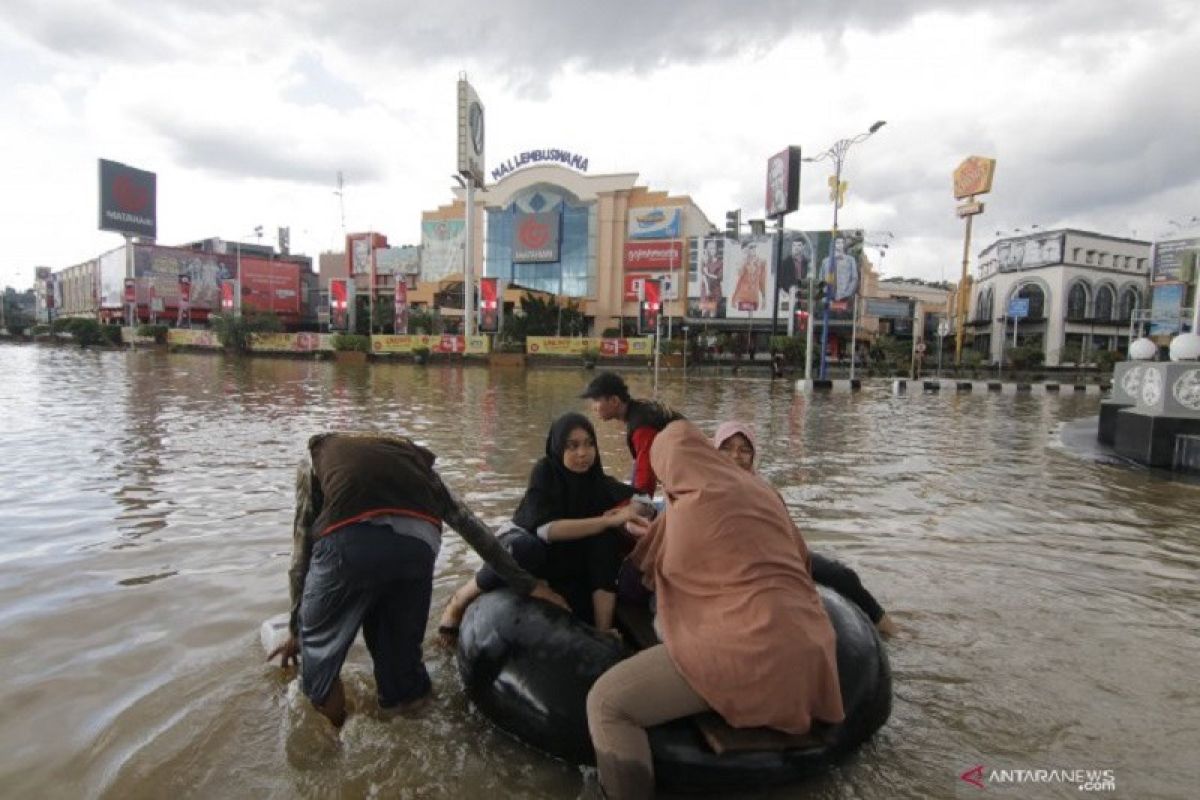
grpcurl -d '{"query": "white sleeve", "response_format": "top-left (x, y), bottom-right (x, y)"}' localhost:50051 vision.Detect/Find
top-left (536, 522), bottom-right (554, 542)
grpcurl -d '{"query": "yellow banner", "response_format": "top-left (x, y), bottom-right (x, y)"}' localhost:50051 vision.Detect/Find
top-left (167, 329), bottom-right (220, 348)
top-left (371, 334), bottom-right (490, 354)
top-left (526, 337), bottom-right (654, 356)
top-left (249, 332), bottom-right (332, 352)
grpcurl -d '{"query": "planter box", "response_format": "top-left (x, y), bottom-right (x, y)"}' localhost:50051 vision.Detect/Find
top-left (489, 352), bottom-right (526, 367)
top-left (334, 350), bottom-right (368, 364)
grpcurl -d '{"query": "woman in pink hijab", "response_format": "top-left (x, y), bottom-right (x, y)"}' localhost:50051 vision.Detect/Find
top-left (713, 421), bottom-right (896, 636)
top-left (586, 421), bottom-right (844, 799)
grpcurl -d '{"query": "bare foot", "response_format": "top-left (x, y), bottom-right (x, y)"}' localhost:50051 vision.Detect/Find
top-left (875, 613), bottom-right (899, 638)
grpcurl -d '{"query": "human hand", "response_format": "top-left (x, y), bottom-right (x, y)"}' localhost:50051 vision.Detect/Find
top-left (529, 581), bottom-right (570, 611)
top-left (267, 634), bottom-right (300, 669)
top-left (624, 516), bottom-right (653, 539)
top-left (604, 504), bottom-right (639, 525)
top-left (875, 613), bottom-right (899, 638)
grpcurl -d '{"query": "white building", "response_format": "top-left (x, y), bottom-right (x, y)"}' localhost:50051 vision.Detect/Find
top-left (966, 229), bottom-right (1151, 366)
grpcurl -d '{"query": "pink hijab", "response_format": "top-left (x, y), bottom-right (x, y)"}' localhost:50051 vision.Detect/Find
top-left (712, 421), bottom-right (756, 464)
top-left (630, 421), bottom-right (844, 734)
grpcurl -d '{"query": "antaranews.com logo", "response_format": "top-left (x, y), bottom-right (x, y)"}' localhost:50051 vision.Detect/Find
top-left (960, 764), bottom-right (1116, 792)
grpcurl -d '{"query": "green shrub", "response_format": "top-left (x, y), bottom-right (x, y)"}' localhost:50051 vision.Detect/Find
top-left (136, 324), bottom-right (169, 344)
top-left (1095, 349), bottom-right (1121, 373)
top-left (601, 327), bottom-right (621, 338)
top-left (769, 335), bottom-right (806, 365)
top-left (331, 334), bottom-right (371, 353)
top-left (101, 324), bottom-right (123, 346)
top-left (31, 324), bottom-right (50, 336)
top-left (209, 311), bottom-right (282, 352)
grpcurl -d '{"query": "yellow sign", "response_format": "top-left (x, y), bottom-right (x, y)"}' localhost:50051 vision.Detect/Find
top-left (371, 334), bottom-right (490, 354)
top-left (828, 175), bottom-right (848, 208)
top-left (167, 329), bottom-right (220, 348)
top-left (953, 156), bottom-right (996, 199)
top-left (249, 333), bottom-right (332, 352)
top-left (526, 336), bottom-right (654, 356)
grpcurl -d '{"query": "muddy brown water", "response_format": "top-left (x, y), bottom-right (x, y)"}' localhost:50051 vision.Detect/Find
top-left (0, 344), bottom-right (1196, 799)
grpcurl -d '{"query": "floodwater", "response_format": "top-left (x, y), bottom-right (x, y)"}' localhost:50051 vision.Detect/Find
top-left (1, 342), bottom-right (1197, 800)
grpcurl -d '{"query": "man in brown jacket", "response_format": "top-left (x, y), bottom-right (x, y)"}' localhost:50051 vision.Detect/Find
top-left (270, 432), bottom-right (563, 726)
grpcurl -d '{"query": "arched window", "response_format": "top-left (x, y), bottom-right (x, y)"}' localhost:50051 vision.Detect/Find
top-left (984, 287), bottom-right (994, 320)
top-left (1018, 284), bottom-right (1046, 319)
top-left (1117, 287), bottom-right (1140, 321)
top-left (975, 290), bottom-right (988, 322)
top-left (1094, 285), bottom-right (1115, 321)
top-left (1066, 282), bottom-right (1088, 321)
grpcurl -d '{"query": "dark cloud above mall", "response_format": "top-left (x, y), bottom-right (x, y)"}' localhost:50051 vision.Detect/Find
top-left (146, 116), bottom-right (384, 185)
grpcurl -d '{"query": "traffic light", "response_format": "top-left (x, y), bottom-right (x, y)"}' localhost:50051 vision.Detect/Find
top-left (725, 210), bottom-right (741, 239)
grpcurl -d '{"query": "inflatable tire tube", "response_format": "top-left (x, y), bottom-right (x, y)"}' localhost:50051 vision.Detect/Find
top-left (455, 586), bottom-right (891, 792)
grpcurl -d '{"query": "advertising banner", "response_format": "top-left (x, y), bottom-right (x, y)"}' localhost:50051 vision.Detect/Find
top-left (624, 241), bottom-right (683, 272)
top-left (370, 335), bottom-right (490, 354)
top-left (167, 329), bottom-right (220, 348)
top-left (627, 207), bottom-right (682, 240)
top-left (420, 219), bottom-right (465, 282)
top-left (123, 278), bottom-right (136, 304)
top-left (995, 233), bottom-right (1064, 272)
top-left (526, 337), bottom-right (653, 356)
top-left (98, 159), bottom-right (156, 238)
top-left (1152, 237), bottom-right (1200, 282)
top-left (689, 231), bottom-right (861, 321)
top-left (865, 298), bottom-right (913, 319)
top-left (394, 281), bottom-right (408, 334)
top-left (479, 277), bottom-right (499, 333)
top-left (1150, 283), bottom-right (1185, 336)
top-left (239, 258), bottom-right (301, 315)
top-left (220, 281), bottom-right (234, 311)
top-left (624, 273), bottom-right (678, 301)
top-left (765, 146), bottom-right (801, 219)
top-left (953, 156), bottom-right (997, 199)
top-left (457, 78), bottom-right (485, 185)
top-left (329, 279), bottom-right (347, 329)
top-left (513, 212), bottom-right (560, 263)
top-left (640, 279), bottom-right (662, 332)
top-left (249, 332), bottom-right (331, 352)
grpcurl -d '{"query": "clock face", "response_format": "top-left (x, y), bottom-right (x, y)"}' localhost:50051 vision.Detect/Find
top-left (469, 101), bottom-right (484, 157)
top-left (1141, 368), bottom-right (1163, 406)
top-left (1174, 369), bottom-right (1200, 412)
top-left (1121, 365), bottom-right (1143, 398)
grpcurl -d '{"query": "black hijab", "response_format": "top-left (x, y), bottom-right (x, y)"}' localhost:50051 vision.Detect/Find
top-left (512, 412), bottom-right (636, 532)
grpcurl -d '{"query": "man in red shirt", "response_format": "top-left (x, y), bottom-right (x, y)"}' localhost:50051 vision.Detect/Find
top-left (580, 372), bottom-right (683, 497)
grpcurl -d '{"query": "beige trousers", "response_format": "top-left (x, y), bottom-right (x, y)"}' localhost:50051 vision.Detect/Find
top-left (586, 644), bottom-right (710, 799)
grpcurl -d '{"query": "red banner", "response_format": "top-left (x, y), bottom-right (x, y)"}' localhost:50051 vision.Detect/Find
top-left (239, 258), bottom-right (301, 316)
top-left (329, 279), bottom-right (348, 330)
top-left (600, 338), bottom-right (629, 356)
top-left (640, 279), bottom-right (661, 332)
top-left (394, 280), bottom-right (408, 334)
top-left (624, 241), bottom-right (683, 271)
top-left (479, 277), bottom-right (499, 333)
top-left (220, 281), bottom-right (234, 311)
top-left (178, 275), bottom-right (191, 304)
top-left (124, 278), bottom-right (136, 304)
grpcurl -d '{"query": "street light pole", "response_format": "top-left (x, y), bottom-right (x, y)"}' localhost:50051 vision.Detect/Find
top-left (805, 121), bottom-right (885, 381)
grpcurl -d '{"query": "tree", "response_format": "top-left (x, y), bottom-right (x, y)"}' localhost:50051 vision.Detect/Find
top-left (503, 294), bottom-right (586, 340)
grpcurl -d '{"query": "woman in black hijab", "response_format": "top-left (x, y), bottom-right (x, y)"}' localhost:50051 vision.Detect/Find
top-left (439, 413), bottom-right (645, 637)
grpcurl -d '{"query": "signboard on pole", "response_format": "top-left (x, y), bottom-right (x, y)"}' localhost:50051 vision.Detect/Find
top-left (329, 279), bottom-right (348, 330)
top-left (765, 146), bottom-right (801, 219)
top-left (865, 298), bottom-right (913, 318)
top-left (953, 156), bottom-right (997, 199)
top-left (639, 279), bottom-right (661, 333)
top-left (456, 78), bottom-right (485, 185)
top-left (1008, 297), bottom-right (1030, 319)
top-left (98, 159), bottom-right (157, 238)
top-left (479, 277), bottom-right (499, 333)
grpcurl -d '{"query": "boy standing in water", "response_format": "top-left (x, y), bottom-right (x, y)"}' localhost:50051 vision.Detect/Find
top-left (580, 372), bottom-right (684, 497)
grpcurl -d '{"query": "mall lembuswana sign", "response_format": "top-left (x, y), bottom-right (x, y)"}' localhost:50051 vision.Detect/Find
top-left (491, 148), bottom-right (589, 182)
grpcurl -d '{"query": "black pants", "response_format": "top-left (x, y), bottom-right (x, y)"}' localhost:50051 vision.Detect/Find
top-left (299, 524), bottom-right (434, 708)
top-left (476, 527), bottom-right (620, 626)
top-left (811, 552), bottom-right (885, 623)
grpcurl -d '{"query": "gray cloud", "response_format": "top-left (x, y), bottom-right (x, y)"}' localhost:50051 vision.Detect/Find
top-left (147, 116), bottom-right (384, 185)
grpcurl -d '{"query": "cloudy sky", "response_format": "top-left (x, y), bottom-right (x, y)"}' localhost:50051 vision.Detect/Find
top-left (2, 0), bottom-right (1198, 290)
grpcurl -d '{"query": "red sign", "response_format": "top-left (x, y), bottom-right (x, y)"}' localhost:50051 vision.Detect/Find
top-left (329, 280), bottom-right (348, 311)
top-left (178, 275), bottom-right (192, 304)
top-left (220, 281), bottom-right (234, 311)
top-left (518, 217), bottom-right (550, 249)
top-left (600, 338), bottom-right (629, 356)
top-left (239, 258), bottom-right (301, 316)
top-left (124, 278), bottom-right (136, 304)
top-left (640, 279), bottom-right (661, 332)
top-left (624, 241), bottom-right (683, 271)
top-left (479, 277), bottom-right (499, 333)
top-left (436, 335), bottom-right (465, 353)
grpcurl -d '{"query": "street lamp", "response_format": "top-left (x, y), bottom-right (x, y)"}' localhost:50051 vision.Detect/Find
top-left (803, 120), bottom-right (886, 380)
top-left (234, 225), bottom-right (263, 317)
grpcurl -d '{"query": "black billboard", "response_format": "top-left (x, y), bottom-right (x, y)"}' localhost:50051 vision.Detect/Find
top-left (98, 159), bottom-right (157, 238)
top-left (765, 146), bottom-right (801, 219)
